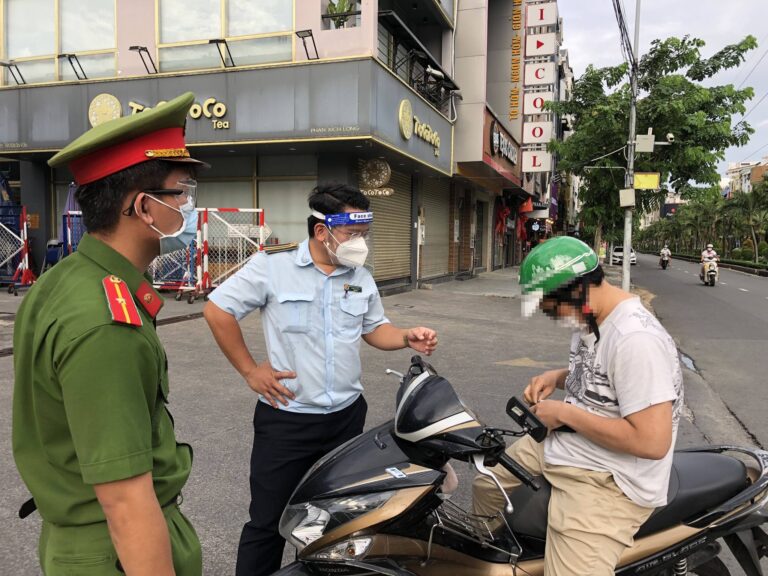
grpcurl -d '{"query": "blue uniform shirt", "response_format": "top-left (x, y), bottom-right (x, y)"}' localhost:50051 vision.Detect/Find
top-left (209, 239), bottom-right (389, 414)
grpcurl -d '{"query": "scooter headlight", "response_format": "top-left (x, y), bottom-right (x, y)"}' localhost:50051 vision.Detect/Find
top-left (279, 491), bottom-right (395, 552)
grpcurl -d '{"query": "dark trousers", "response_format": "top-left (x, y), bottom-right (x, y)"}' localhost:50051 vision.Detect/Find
top-left (235, 396), bottom-right (367, 576)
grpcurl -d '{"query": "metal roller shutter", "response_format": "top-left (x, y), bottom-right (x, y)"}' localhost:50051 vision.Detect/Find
top-left (369, 169), bottom-right (412, 282)
top-left (420, 178), bottom-right (450, 279)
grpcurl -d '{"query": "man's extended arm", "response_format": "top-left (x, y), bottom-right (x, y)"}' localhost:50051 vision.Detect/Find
top-left (362, 324), bottom-right (438, 356)
top-left (94, 472), bottom-right (174, 576)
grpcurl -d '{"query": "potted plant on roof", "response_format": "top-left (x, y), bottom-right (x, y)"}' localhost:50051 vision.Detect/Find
top-left (327, 0), bottom-right (357, 29)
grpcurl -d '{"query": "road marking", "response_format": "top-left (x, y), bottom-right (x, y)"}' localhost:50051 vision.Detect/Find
top-left (739, 288), bottom-right (749, 292)
top-left (720, 282), bottom-right (727, 285)
top-left (684, 270), bottom-right (689, 274)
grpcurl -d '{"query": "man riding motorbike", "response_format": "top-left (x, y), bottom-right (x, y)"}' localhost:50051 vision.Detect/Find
top-left (659, 244), bottom-right (671, 269)
top-left (473, 236), bottom-right (683, 576)
top-left (700, 244), bottom-right (719, 281)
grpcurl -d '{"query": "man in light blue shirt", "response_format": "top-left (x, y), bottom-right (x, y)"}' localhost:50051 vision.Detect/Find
top-left (203, 183), bottom-right (438, 576)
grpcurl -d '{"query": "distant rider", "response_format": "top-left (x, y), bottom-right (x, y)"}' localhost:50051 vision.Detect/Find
top-left (659, 244), bottom-right (671, 267)
top-left (700, 244), bottom-right (718, 277)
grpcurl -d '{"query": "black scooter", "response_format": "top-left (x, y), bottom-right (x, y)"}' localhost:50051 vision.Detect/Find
top-left (274, 357), bottom-right (768, 576)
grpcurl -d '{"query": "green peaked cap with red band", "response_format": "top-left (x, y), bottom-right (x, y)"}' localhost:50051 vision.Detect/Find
top-left (48, 92), bottom-right (207, 185)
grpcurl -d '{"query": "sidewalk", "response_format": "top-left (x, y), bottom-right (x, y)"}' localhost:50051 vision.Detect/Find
top-left (431, 267), bottom-right (520, 298)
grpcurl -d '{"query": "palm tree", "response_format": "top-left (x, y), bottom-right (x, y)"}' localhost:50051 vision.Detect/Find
top-left (724, 185), bottom-right (768, 263)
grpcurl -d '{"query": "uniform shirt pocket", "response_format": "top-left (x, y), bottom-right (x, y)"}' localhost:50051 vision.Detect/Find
top-left (277, 292), bottom-right (315, 333)
top-left (339, 295), bottom-right (369, 332)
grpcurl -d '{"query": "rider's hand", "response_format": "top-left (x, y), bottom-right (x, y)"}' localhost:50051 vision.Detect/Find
top-left (244, 362), bottom-right (297, 408)
top-left (530, 399), bottom-right (567, 429)
top-left (524, 369), bottom-right (562, 405)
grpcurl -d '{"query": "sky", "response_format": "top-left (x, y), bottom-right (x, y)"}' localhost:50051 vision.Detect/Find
top-left (557, 0), bottom-right (768, 184)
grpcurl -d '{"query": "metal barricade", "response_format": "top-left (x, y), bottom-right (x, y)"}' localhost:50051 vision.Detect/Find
top-left (64, 211), bottom-right (85, 255)
top-left (0, 205), bottom-right (36, 294)
top-left (0, 206), bottom-right (23, 288)
top-left (197, 208), bottom-right (265, 298)
top-left (148, 243), bottom-right (198, 302)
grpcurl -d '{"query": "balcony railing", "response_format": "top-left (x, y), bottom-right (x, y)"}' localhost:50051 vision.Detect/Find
top-left (378, 10), bottom-right (458, 116)
top-left (321, 10), bottom-right (362, 30)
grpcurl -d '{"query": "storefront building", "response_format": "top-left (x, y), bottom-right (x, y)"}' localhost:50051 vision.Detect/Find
top-left (0, 0), bottom-right (459, 290)
top-left (452, 0), bottom-right (531, 274)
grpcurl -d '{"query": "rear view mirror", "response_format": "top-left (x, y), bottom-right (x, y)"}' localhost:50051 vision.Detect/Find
top-left (506, 397), bottom-right (547, 443)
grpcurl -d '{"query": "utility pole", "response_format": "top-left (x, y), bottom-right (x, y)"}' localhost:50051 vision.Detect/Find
top-left (622, 0), bottom-right (641, 291)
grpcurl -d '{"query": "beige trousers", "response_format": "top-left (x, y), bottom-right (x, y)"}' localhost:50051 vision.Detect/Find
top-left (472, 435), bottom-right (654, 576)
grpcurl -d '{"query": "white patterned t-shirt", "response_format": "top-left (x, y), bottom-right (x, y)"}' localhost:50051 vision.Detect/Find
top-left (543, 297), bottom-right (683, 508)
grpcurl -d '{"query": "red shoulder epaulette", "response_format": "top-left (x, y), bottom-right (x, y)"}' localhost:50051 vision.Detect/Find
top-left (102, 275), bottom-right (143, 327)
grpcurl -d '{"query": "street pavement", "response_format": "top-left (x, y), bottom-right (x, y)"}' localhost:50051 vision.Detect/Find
top-left (632, 253), bottom-right (768, 449)
top-left (0, 265), bottom-right (764, 574)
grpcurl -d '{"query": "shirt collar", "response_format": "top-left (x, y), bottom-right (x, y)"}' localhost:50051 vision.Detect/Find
top-left (295, 238), bottom-right (354, 277)
top-left (77, 234), bottom-right (164, 319)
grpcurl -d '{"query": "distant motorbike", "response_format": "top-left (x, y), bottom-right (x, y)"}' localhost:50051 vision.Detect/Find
top-left (701, 260), bottom-right (719, 286)
top-left (274, 356), bottom-right (768, 576)
top-left (660, 255), bottom-right (670, 270)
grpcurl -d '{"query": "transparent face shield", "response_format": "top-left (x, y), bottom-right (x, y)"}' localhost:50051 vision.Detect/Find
top-left (312, 210), bottom-right (375, 270)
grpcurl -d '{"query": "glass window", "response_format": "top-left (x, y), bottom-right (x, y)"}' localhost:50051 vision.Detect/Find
top-left (197, 181), bottom-right (253, 208)
top-left (60, 0), bottom-right (115, 53)
top-left (158, 44), bottom-right (221, 72)
top-left (258, 180), bottom-right (316, 244)
top-left (10, 59), bottom-right (56, 84)
top-left (5, 0), bottom-right (55, 58)
top-left (59, 53), bottom-right (115, 81)
top-left (227, 0), bottom-right (292, 37)
top-left (160, 0), bottom-right (220, 44)
top-left (228, 36), bottom-right (291, 66)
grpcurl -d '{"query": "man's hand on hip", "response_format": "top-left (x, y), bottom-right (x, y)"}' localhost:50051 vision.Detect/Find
top-left (244, 362), bottom-right (297, 408)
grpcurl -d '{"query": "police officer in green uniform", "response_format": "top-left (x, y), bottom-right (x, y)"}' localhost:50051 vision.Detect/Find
top-left (13, 92), bottom-right (205, 575)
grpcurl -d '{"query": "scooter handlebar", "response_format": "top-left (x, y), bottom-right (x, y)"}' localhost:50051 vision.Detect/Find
top-left (499, 453), bottom-right (541, 491)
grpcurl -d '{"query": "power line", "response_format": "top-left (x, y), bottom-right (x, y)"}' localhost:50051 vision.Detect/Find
top-left (733, 30), bottom-right (768, 87)
top-left (738, 89), bottom-right (768, 124)
top-left (739, 140), bottom-right (768, 163)
top-left (737, 43), bottom-right (768, 89)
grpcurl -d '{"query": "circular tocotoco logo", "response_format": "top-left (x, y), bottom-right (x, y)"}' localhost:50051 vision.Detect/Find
top-left (88, 93), bottom-right (122, 127)
top-left (398, 99), bottom-right (413, 140)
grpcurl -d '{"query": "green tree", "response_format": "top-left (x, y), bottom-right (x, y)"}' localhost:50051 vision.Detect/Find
top-left (724, 185), bottom-right (768, 263)
top-left (550, 35), bottom-right (756, 249)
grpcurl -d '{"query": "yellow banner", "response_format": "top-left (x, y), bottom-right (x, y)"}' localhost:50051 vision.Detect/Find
top-left (634, 172), bottom-right (661, 190)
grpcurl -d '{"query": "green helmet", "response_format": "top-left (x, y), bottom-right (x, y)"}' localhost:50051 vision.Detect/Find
top-left (519, 236), bottom-right (599, 317)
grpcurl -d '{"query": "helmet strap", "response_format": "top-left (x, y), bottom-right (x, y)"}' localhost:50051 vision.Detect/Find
top-left (578, 278), bottom-right (600, 342)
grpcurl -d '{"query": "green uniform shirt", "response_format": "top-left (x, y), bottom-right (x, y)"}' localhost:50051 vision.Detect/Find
top-left (12, 234), bottom-right (192, 526)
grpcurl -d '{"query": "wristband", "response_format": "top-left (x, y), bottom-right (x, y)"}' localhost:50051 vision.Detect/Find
top-left (403, 334), bottom-right (409, 348)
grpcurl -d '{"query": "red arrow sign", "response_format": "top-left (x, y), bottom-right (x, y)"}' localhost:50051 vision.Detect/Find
top-left (536, 40), bottom-right (545, 49)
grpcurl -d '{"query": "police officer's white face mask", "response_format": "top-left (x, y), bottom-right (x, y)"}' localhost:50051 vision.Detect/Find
top-left (324, 229), bottom-right (369, 268)
top-left (146, 195), bottom-right (198, 255)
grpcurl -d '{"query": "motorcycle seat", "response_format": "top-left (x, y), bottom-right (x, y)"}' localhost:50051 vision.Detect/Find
top-left (506, 451), bottom-right (747, 540)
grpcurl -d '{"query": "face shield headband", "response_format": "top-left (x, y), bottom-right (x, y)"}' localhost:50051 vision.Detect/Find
top-left (311, 210), bottom-right (373, 227)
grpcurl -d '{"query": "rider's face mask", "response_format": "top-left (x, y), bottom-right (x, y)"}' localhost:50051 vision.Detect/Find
top-left (543, 299), bottom-right (586, 331)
